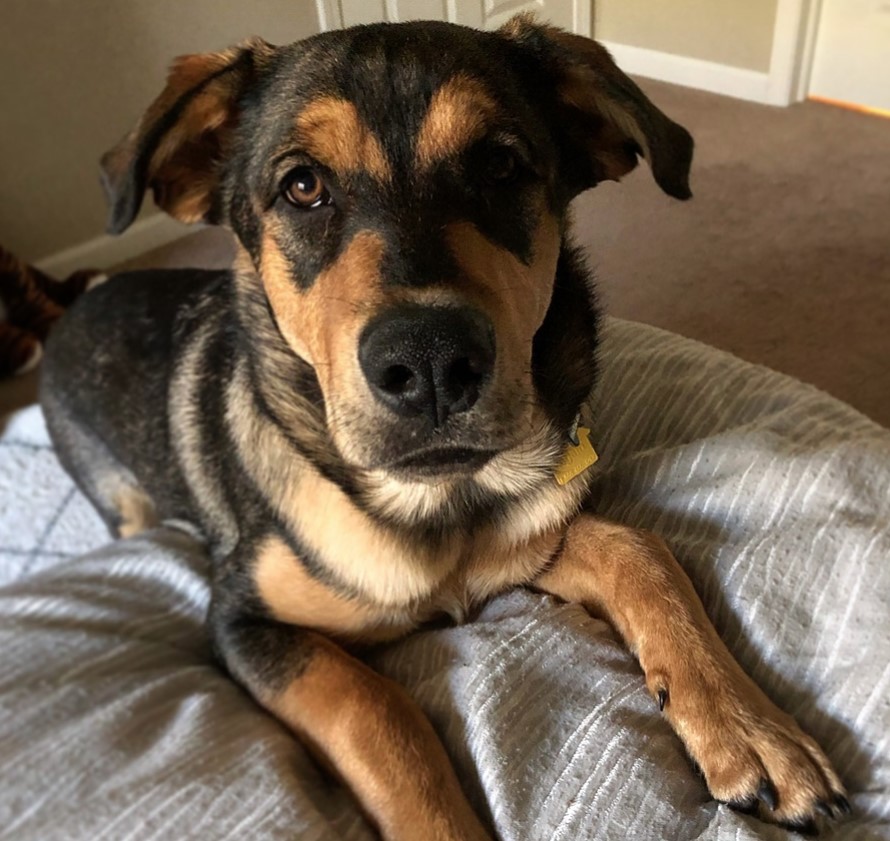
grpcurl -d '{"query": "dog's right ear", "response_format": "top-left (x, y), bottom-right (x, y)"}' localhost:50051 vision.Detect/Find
top-left (100, 37), bottom-right (274, 235)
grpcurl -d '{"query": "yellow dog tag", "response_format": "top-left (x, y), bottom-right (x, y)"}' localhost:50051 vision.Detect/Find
top-left (554, 426), bottom-right (598, 486)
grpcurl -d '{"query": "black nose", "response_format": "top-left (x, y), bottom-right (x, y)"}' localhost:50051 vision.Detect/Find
top-left (359, 305), bottom-right (495, 427)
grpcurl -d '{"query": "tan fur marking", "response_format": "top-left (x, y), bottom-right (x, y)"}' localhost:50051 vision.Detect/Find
top-left (558, 70), bottom-right (647, 182)
top-left (113, 485), bottom-right (159, 539)
top-left (261, 229), bottom-right (384, 369)
top-left (445, 214), bottom-right (560, 408)
top-left (254, 535), bottom-right (415, 641)
top-left (263, 635), bottom-right (491, 841)
top-left (500, 17), bottom-right (650, 183)
top-left (295, 97), bottom-right (391, 181)
top-left (288, 468), bottom-right (461, 608)
top-left (458, 525), bottom-right (562, 609)
top-left (230, 340), bottom-right (579, 624)
top-left (226, 358), bottom-right (459, 610)
top-left (415, 74), bottom-right (499, 170)
top-left (534, 515), bottom-right (846, 823)
top-left (148, 65), bottom-right (239, 222)
top-left (260, 229), bottom-right (398, 464)
top-left (545, 26), bottom-right (652, 165)
top-left (363, 471), bottom-right (455, 524)
top-left (171, 308), bottom-right (238, 553)
top-left (103, 38), bottom-right (273, 226)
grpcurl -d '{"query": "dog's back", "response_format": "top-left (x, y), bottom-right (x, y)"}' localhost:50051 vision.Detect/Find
top-left (41, 268), bottom-right (231, 537)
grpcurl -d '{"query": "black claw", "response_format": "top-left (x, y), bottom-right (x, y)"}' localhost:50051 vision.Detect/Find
top-left (779, 818), bottom-right (819, 837)
top-left (815, 799), bottom-right (834, 818)
top-left (757, 778), bottom-right (779, 812)
top-left (834, 794), bottom-right (852, 815)
top-left (725, 797), bottom-right (759, 816)
top-left (657, 688), bottom-right (668, 711)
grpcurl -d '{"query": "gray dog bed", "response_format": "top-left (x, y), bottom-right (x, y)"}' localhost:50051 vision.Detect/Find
top-left (1, 318), bottom-right (888, 840)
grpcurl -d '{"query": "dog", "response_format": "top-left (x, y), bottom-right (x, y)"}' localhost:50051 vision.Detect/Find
top-left (41, 15), bottom-right (848, 839)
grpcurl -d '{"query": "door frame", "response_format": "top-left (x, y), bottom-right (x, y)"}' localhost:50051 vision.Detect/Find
top-left (315, 1), bottom-right (591, 35)
top-left (316, 0), bottom-right (343, 30)
top-left (768, 0), bottom-right (823, 105)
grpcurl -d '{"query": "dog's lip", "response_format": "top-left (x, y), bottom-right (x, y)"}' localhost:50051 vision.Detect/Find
top-left (386, 446), bottom-right (499, 475)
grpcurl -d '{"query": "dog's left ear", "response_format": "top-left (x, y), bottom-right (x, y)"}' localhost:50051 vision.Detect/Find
top-left (100, 37), bottom-right (275, 234)
top-left (500, 15), bottom-right (693, 200)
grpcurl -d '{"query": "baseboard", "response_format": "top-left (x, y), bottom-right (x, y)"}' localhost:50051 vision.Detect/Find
top-left (36, 213), bottom-right (191, 278)
top-left (600, 41), bottom-right (775, 105)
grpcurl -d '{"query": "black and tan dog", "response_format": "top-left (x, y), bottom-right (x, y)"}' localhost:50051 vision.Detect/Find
top-left (41, 15), bottom-right (848, 840)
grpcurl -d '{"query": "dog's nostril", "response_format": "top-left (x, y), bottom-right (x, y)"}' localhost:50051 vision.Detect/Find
top-left (449, 357), bottom-right (483, 391)
top-left (444, 356), bottom-right (485, 414)
top-left (381, 364), bottom-right (414, 395)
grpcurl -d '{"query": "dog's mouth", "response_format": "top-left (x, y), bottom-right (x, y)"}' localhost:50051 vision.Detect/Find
top-left (385, 446), bottom-right (499, 478)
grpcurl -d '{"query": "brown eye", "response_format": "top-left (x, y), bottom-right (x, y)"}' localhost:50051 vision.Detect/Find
top-left (485, 147), bottom-right (518, 184)
top-left (282, 167), bottom-right (331, 209)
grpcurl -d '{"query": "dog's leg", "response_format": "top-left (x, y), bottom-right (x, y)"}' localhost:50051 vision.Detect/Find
top-left (212, 607), bottom-right (492, 841)
top-left (533, 514), bottom-right (848, 831)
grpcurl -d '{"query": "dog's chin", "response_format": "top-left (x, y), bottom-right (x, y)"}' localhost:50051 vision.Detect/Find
top-left (382, 446), bottom-right (500, 482)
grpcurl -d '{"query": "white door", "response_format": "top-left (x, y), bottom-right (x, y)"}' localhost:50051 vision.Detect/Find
top-left (319, 0), bottom-right (590, 35)
top-left (808, 0), bottom-right (890, 113)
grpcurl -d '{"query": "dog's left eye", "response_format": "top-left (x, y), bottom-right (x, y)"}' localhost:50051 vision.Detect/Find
top-left (281, 167), bottom-right (332, 209)
top-left (483, 147), bottom-right (519, 185)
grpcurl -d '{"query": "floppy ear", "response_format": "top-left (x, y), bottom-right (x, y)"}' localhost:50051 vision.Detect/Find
top-left (500, 15), bottom-right (694, 200)
top-left (100, 37), bottom-right (274, 234)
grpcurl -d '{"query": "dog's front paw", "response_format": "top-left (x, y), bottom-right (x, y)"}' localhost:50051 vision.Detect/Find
top-left (654, 668), bottom-right (849, 833)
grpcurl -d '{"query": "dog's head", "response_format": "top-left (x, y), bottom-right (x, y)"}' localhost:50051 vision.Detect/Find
top-left (102, 16), bottom-right (692, 486)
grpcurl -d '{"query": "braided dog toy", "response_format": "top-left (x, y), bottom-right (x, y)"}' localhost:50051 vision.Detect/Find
top-left (0, 246), bottom-right (104, 378)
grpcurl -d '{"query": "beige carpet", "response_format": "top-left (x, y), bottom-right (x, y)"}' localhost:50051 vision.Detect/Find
top-left (3, 79), bottom-right (889, 426)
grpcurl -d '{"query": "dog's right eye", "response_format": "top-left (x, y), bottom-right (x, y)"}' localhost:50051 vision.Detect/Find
top-left (281, 168), bottom-right (332, 209)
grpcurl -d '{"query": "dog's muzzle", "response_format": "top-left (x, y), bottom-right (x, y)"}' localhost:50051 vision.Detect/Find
top-left (359, 304), bottom-right (495, 428)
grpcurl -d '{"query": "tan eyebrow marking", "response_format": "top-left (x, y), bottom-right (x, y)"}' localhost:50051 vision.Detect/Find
top-left (415, 74), bottom-right (500, 170)
top-left (294, 97), bottom-right (391, 182)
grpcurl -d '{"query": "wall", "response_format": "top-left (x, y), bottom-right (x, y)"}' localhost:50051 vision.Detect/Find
top-left (594, 0), bottom-right (779, 72)
top-left (809, 0), bottom-right (890, 112)
top-left (0, 0), bottom-right (320, 263)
